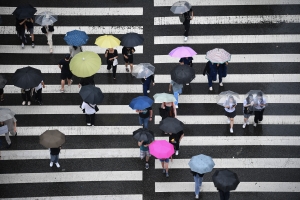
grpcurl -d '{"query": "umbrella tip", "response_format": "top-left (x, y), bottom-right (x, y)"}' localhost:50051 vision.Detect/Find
top-left (82, 57), bottom-right (85, 60)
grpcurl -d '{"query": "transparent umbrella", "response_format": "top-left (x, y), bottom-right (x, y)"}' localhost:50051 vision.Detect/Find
top-left (35, 11), bottom-right (58, 26)
top-left (132, 63), bottom-right (155, 78)
top-left (245, 90), bottom-right (268, 111)
top-left (217, 90), bottom-right (239, 107)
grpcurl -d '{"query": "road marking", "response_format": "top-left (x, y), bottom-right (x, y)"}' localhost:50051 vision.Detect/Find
top-left (0, 171), bottom-right (143, 184)
top-left (1, 149), bottom-right (139, 160)
top-left (154, 54), bottom-right (300, 63)
top-left (155, 182), bottom-right (300, 192)
top-left (3, 195), bottom-right (143, 200)
top-left (0, 7), bottom-right (143, 15)
top-left (0, 26), bottom-right (143, 35)
top-left (155, 115), bottom-right (300, 125)
top-left (154, 136), bottom-right (300, 146)
top-left (154, 15), bottom-right (300, 25)
top-left (0, 45), bottom-right (143, 54)
top-left (154, 35), bottom-right (300, 44)
top-left (154, 0), bottom-right (300, 6)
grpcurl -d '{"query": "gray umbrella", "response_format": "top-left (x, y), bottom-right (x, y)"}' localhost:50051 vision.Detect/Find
top-left (133, 128), bottom-right (154, 142)
top-left (170, 1), bottom-right (192, 14)
top-left (132, 63), bottom-right (155, 78)
top-left (0, 75), bottom-right (7, 89)
top-left (0, 108), bottom-right (15, 122)
top-left (40, 130), bottom-right (65, 148)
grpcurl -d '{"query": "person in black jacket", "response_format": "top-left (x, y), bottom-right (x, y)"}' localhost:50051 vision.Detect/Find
top-left (217, 62), bottom-right (228, 86)
top-left (218, 189), bottom-right (230, 200)
top-left (25, 18), bottom-right (35, 47)
top-left (16, 18), bottom-right (26, 49)
top-left (50, 146), bottom-right (61, 168)
top-left (168, 131), bottom-right (184, 155)
top-left (105, 48), bottom-right (118, 80)
top-left (183, 8), bottom-right (193, 42)
top-left (122, 47), bottom-right (135, 73)
top-left (191, 171), bottom-right (204, 199)
top-left (203, 61), bottom-right (217, 91)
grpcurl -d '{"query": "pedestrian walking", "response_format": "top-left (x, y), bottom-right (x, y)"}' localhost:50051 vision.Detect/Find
top-left (50, 146), bottom-right (61, 168)
top-left (141, 75), bottom-right (155, 96)
top-left (203, 61), bottom-right (217, 91)
top-left (183, 7), bottom-right (193, 42)
top-left (16, 18), bottom-right (26, 49)
top-left (0, 88), bottom-right (4, 102)
top-left (218, 189), bottom-right (230, 200)
top-left (253, 92), bottom-right (266, 127)
top-left (105, 48), bottom-right (118, 80)
top-left (138, 140), bottom-right (151, 169)
top-left (179, 57), bottom-right (193, 67)
top-left (0, 117), bottom-right (17, 149)
top-left (217, 62), bottom-right (228, 86)
top-left (122, 47), bottom-right (135, 73)
top-left (34, 80), bottom-right (45, 105)
top-left (161, 102), bottom-right (177, 118)
top-left (81, 101), bottom-right (97, 126)
top-left (243, 94), bottom-right (254, 128)
top-left (21, 88), bottom-right (32, 105)
top-left (136, 106), bottom-right (153, 129)
top-left (41, 24), bottom-right (54, 53)
top-left (169, 80), bottom-right (183, 109)
top-left (224, 96), bottom-right (236, 133)
top-left (160, 157), bottom-right (172, 177)
top-left (78, 75), bottom-right (95, 88)
top-left (58, 54), bottom-right (73, 93)
top-left (25, 18), bottom-right (35, 48)
top-left (168, 130), bottom-right (184, 155)
top-left (191, 171), bottom-right (204, 199)
top-left (69, 46), bottom-right (82, 58)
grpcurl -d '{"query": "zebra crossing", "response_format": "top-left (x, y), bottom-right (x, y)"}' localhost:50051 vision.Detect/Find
top-left (0, 0), bottom-right (300, 200)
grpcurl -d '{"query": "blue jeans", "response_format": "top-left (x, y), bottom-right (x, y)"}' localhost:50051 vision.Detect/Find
top-left (143, 84), bottom-right (150, 96)
top-left (50, 154), bottom-right (59, 163)
top-left (139, 116), bottom-right (149, 129)
top-left (173, 89), bottom-right (182, 106)
top-left (207, 75), bottom-right (213, 87)
top-left (194, 174), bottom-right (203, 195)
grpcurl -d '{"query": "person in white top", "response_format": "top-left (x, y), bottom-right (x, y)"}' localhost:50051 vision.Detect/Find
top-left (34, 80), bottom-right (45, 105)
top-left (42, 22), bottom-right (54, 53)
top-left (223, 96), bottom-right (237, 133)
top-left (81, 101), bottom-right (97, 126)
top-left (253, 92), bottom-right (267, 127)
top-left (69, 46), bottom-right (82, 58)
top-left (242, 94), bottom-right (254, 128)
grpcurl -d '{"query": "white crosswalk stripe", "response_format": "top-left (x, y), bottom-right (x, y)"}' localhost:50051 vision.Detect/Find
top-left (2, 195), bottom-right (143, 200)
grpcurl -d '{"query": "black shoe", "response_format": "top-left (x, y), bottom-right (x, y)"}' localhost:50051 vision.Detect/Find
top-left (39, 101), bottom-right (43, 105)
top-left (7, 144), bottom-right (12, 149)
top-left (15, 132), bottom-right (17, 136)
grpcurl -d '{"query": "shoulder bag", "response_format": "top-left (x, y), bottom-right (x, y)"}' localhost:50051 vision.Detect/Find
top-left (88, 103), bottom-right (99, 112)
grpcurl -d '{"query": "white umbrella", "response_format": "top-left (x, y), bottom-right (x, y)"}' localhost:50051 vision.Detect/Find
top-left (35, 11), bottom-right (58, 26)
top-left (132, 63), bottom-right (155, 78)
top-left (206, 48), bottom-right (231, 64)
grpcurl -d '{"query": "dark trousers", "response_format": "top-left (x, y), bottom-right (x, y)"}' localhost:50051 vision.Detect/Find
top-left (35, 88), bottom-right (42, 102)
top-left (143, 84), bottom-right (150, 96)
top-left (107, 62), bottom-right (117, 78)
top-left (85, 113), bottom-right (95, 125)
top-left (254, 109), bottom-right (265, 123)
top-left (171, 141), bottom-right (180, 150)
top-left (219, 190), bottom-right (230, 200)
top-left (21, 90), bottom-right (31, 102)
top-left (183, 20), bottom-right (190, 37)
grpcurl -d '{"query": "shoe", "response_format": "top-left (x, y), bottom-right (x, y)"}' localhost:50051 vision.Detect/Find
top-left (195, 195), bottom-right (199, 199)
top-left (242, 123), bottom-right (246, 128)
top-left (55, 163), bottom-right (60, 168)
top-left (6, 144), bottom-right (12, 149)
top-left (162, 169), bottom-right (166, 174)
top-left (175, 105), bottom-right (178, 109)
top-left (186, 83), bottom-right (189, 85)
top-left (50, 162), bottom-right (53, 167)
top-left (184, 37), bottom-right (188, 41)
top-left (175, 150), bottom-right (179, 155)
top-left (22, 101), bottom-right (26, 105)
top-left (126, 67), bottom-right (129, 72)
top-left (209, 87), bottom-right (213, 91)
top-left (219, 82), bottom-right (223, 86)
top-left (253, 123), bottom-right (257, 127)
top-left (15, 132), bottom-right (17, 136)
top-left (32, 43), bottom-right (35, 48)
top-left (39, 101), bottom-right (43, 105)
top-left (87, 123), bottom-right (91, 126)
top-left (60, 89), bottom-right (64, 93)
top-left (68, 80), bottom-right (73, 86)
top-left (166, 173), bottom-right (169, 177)
top-left (145, 163), bottom-right (149, 169)
top-left (227, 118), bottom-right (230, 124)
top-left (27, 101), bottom-right (31, 105)
top-left (230, 128), bottom-right (233, 133)
top-left (50, 48), bottom-right (53, 53)
top-left (147, 90), bottom-right (150, 93)
top-left (21, 43), bottom-right (24, 49)
top-left (246, 120), bottom-right (250, 125)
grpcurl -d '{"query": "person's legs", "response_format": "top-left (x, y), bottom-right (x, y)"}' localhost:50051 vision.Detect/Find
top-left (194, 175), bottom-right (200, 196)
top-left (254, 111), bottom-right (259, 124)
top-left (50, 154), bottom-right (56, 163)
top-left (219, 190), bottom-right (225, 200)
top-left (224, 191), bottom-right (230, 200)
top-left (230, 118), bottom-right (234, 129)
top-left (184, 21), bottom-right (190, 37)
top-left (90, 113), bottom-right (95, 125)
top-left (37, 88), bottom-right (42, 103)
top-left (130, 63), bottom-right (133, 73)
top-left (47, 32), bottom-right (53, 52)
top-left (86, 114), bottom-right (91, 125)
top-left (143, 84), bottom-right (148, 96)
top-left (5, 132), bottom-right (11, 146)
top-left (259, 109), bottom-right (265, 122)
top-left (207, 75), bottom-right (213, 88)
top-left (107, 63), bottom-right (112, 70)
top-left (138, 116), bottom-right (144, 127)
top-left (165, 162), bottom-right (169, 173)
top-left (143, 117), bottom-right (149, 129)
top-left (25, 90), bottom-right (31, 103)
top-left (21, 92), bottom-right (26, 101)
top-left (112, 65), bottom-right (117, 79)
top-left (60, 79), bottom-right (65, 91)
top-left (174, 91), bottom-right (179, 106)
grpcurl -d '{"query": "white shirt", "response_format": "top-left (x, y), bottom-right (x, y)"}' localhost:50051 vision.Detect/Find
top-left (253, 97), bottom-right (266, 110)
top-left (35, 80), bottom-right (43, 91)
top-left (81, 102), bottom-right (96, 114)
top-left (224, 102), bottom-right (236, 113)
top-left (69, 46), bottom-right (82, 57)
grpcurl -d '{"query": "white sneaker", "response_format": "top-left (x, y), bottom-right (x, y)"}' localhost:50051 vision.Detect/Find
top-left (175, 150), bottom-right (179, 155)
top-left (184, 37), bottom-right (188, 41)
top-left (246, 120), bottom-right (250, 125)
top-left (22, 101), bottom-right (26, 105)
top-left (50, 162), bottom-right (53, 167)
top-left (227, 119), bottom-right (230, 124)
top-left (253, 123), bottom-right (257, 127)
top-left (87, 123), bottom-right (91, 126)
top-left (195, 194), bottom-right (199, 199)
top-left (55, 163), bottom-right (60, 168)
top-left (186, 83), bottom-right (189, 85)
top-left (219, 82), bottom-right (223, 86)
top-left (147, 90), bottom-right (150, 93)
top-left (21, 43), bottom-right (25, 49)
top-left (230, 128), bottom-right (233, 133)
top-left (242, 123), bottom-right (246, 128)
top-left (209, 87), bottom-right (213, 91)
top-left (27, 101), bottom-right (31, 105)
top-left (175, 105), bottom-right (178, 109)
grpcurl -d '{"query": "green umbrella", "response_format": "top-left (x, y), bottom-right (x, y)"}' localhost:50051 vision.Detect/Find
top-left (153, 93), bottom-right (176, 103)
top-left (70, 51), bottom-right (101, 78)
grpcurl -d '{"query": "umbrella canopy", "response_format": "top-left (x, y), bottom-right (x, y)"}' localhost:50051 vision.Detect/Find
top-left (169, 46), bottom-right (197, 58)
top-left (170, 1), bottom-right (192, 14)
top-left (159, 117), bottom-right (184, 133)
top-left (95, 35), bottom-right (120, 48)
top-left (79, 85), bottom-right (104, 104)
top-left (0, 74), bottom-right (7, 89)
top-left (129, 96), bottom-right (153, 110)
top-left (149, 140), bottom-right (174, 159)
top-left (0, 108), bottom-right (15, 122)
top-left (188, 154), bottom-right (215, 174)
top-left (212, 169), bottom-right (240, 192)
top-left (246, 90), bottom-right (268, 111)
top-left (206, 48), bottom-right (231, 64)
top-left (132, 63), bottom-right (155, 78)
top-left (12, 66), bottom-right (43, 89)
top-left (12, 4), bottom-right (37, 20)
top-left (153, 93), bottom-right (176, 103)
top-left (40, 130), bottom-right (65, 148)
top-left (35, 11), bottom-right (58, 26)
top-left (133, 128), bottom-right (154, 142)
top-left (217, 90), bottom-right (239, 107)
top-left (64, 30), bottom-right (89, 46)
top-left (120, 32), bottom-right (144, 47)
top-left (171, 64), bottom-right (195, 84)
top-left (70, 51), bottom-right (101, 78)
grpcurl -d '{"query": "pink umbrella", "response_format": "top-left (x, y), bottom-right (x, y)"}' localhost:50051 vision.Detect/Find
top-left (206, 48), bottom-right (231, 64)
top-left (169, 46), bottom-right (197, 58)
top-left (149, 140), bottom-right (174, 159)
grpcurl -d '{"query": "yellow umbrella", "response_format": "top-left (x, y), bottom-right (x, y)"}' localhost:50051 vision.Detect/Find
top-left (95, 35), bottom-right (120, 48)
top-left (70, 51), bottom-right (101, 78)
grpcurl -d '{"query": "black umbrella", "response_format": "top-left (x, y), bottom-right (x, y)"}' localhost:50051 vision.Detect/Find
top-left (12, 4), bottom-right (37, 20)
top-left (212, 169), bottom-right (240, 192)
top-left (159, 117), bottom-right (184, 133)
top-left (0, 75), bottom-right (7, 89)
top-left (12, 66), bottom-right (43, 89)
top-left (120, 32), bottom-right (144, 47)
top-left (79, 85), bottom-right (104, 104)
top-left (170, 64), bottom-right (195, 84)
top-left (133, 128), bottom-right (154, 142)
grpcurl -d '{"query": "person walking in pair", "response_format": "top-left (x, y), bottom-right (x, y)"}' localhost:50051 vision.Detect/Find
top-left (191, 171), bottom-right (205, 199)
top-left (34, 80), bottom-right (45, 105)
top-left (243, 94), bottom-right (254, 128)
top-left (41, 24), bottom-right (54, 53)
top-left (141, 75), bottom-right (155, 96)
top-left (122, 47), bottom-right (135, 73)
top-left (253, 92), bottom-right (266, 127)
top-left (138, 140), bottom-right (151, 169)
top-left (58, 54), bottom-right (73, 92)
top-left (169, 80), bottom-right (183, 109)
top-left (81, 101), bottom-right (97, 126)
top-left (183, 8), bottom-right (193, 42)
top-left (168, 130), bottom-right (184, 155)
top-left (0, 117), bottom-right (17, 149)
top-left (136, 106), bottom-right (153, 129)
top-left (203, 61), bottom-right (217, 91)
top-left (217, 62), bottom-right (228, 86)
top-left (105, 48), bottom-right (118, 80)
top-left (224, 96), bottom-right (236, 133)
top-left (25, 18), bottom-right (35, 48)
top-left (50, 146), bottom-right (61, 168)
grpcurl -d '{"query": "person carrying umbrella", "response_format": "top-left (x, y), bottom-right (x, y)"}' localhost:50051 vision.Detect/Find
top-left (80, 101), bottom-right (98, 126)
top-left (122, 47), bottom-right (135, 73)
top-left (223, 95), bottom-right (237, 133)
top-left (138, 140), bottom-right (151, 169)
top-left (58, 54), bottom-right (73, 92)
top-left (253, 91), bottom-right (267, 127)
top-left (34, 80), bottom-right (45, 105)
top-left (141, 75), bottom-right (155, 96)
top-left (217, 62), bottom-right (228, 86)
top-left (25, 17), bottom-right (35, 48)
top-left (16, 18), bottom-right (27, 49)
top-left (169, 80), bottom-right (183, 109)
top-left (203, 61), bottom-right (217, 91)
top-left (78, 75), bottom-right (95, 88)
top-left (243, 94), bottom-right (254, 128)
top-left (168, 130), bottom-right (184, 155)
top-left (136, 106), bottom-right (153, 129)
top-left (21, 87), bottom-right (33, 105)
top-left (50, 146), bottom-right (61, 168)
top-left (191, 170), bottom-right (204, 199)
top-left (161, 101), bottom-right (177, 118)
top-left (179, 57), bottom-right (193, 67)
top-left (105, 48), bottom-right (118, 80)
top-left (41, 23), bottom-right (54, 53)
top-left (183, 7), bottom-right (193, 42)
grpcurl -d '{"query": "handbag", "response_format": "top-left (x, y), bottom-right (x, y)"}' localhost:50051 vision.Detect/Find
top-left (113, 58), bottom-right (118, 66)
top-left (48, 25), bottom-right (54, 32)
top-left (179, 14), bottom-right (185, 23)
top-left (41, 26), bottom-right (47, 34)
top-left (159, 108), bottom-right (168, 119)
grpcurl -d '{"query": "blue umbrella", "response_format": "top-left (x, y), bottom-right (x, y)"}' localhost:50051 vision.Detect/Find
top-left (129, 96), bottom-right (153, 110)
top-left (64, 30), bottom-right (89, 46)
top-left (188, 154), bottom-right (215, 174)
